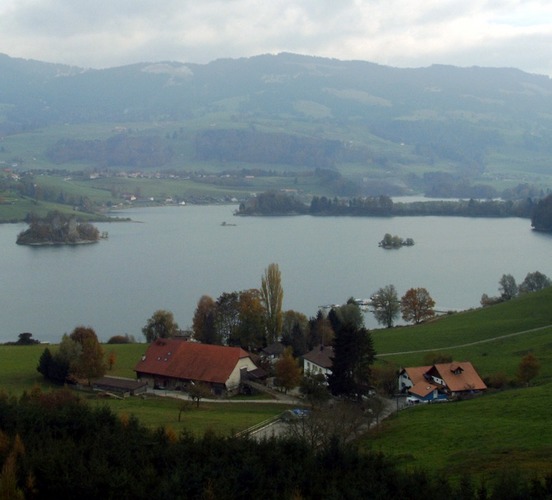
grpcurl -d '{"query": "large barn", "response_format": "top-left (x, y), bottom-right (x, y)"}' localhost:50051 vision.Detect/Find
top-left (135, 338), bottom-right (258, 395)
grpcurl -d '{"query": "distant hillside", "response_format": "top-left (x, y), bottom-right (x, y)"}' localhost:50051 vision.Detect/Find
top-left (1, 52), bottom-right (552, 196)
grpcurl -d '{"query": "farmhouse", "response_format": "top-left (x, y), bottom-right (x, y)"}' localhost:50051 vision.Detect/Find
top-left (261, 341), bottom-right (286, 364)
top-left (135, 338), bottom-right (258, 395)
top-left (303, 345), bottom-right (333, 378)
top-left (399, 361), bottom-right (487, 402)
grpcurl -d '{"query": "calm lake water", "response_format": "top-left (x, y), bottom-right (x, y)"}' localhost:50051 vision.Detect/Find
top-left (1, 205), bottom-right (551, 343)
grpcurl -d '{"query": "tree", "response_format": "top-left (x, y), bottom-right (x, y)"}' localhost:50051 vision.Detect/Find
top-left (499, 274), bottom-right (518, 300)
top-left (400, 287), bottom-right (435, 324)
top-left (531, 193), bottom-right (552, 231)
top-left (519, 271), bottom-right (551, 293)
top-left (107, 334), bottom-right (134, 344)
top-left (188, 383), bottom-right (212, 408)
top-left (215, 292), bottom-right (240, 345)
top-left (192, 295), bottom-right (220, 344)
top-left (260, 263), bottom-right (284, 344)
top-left (37, 348), bottom-right (54, 379)
top-left (370, 285), bottom-right (401, 328)
top-left (107, 351), bottom-right (117, 371)
top-left (274, 347), bottom-right (302, 394)
top-left (281, 310), bottom-right (309, 356)
top-left (15, 332), bottom-right (39, 345)
top-left (328, 300), bottom-right (364, 332)
top-left (327, 324), bottom-right (376, 401)
top-left (43, 333), bottom-right (80, 384)
top-left (233, 289), bottom-right (266, 350)
top-left (142, 310), bottom-right (179, 343)
top-left (300, 372), bottom-right (330, 409)
top-left (371, 362), bottom-right (399, 396)
top-left (307, 311), bottom-right (334, 350)
top-left (69, 326), bottom-right (106, 383)
top-left (517, 353), bottom-right (540, 386)
top-left (285, 400), bottom-right (369, 450)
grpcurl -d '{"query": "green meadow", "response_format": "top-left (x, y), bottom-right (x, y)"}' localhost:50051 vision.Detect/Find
top-left (0, 342), bottom-right (289, 436)
top-left (1, 287), bottom-right (551, 479)
top-left (372, 287), bottom-right (552, 382)
top-left (366, 287), bottom-right (552, 481)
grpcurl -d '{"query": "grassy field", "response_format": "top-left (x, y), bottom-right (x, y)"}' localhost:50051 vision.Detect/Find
top-left (363, 383), bottom-right (552, 482)
top-left (0, 342), bottom-right (290, 436)
top-left (1, 288), bottom-right (551, 477)
top-left (372, 287), bottom-right (552, 381)
top-left (366, 287), bottom-right (552, 482)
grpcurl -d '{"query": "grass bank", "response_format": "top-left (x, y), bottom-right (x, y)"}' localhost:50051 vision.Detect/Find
top-left (363, 383), bottom-right (552, 482)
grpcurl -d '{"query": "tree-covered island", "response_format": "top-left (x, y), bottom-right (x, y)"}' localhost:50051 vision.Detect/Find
top-left (16, 211), bottom-right (102, 246)
top-left (379, 233), bottom-right (414, 249)
top-left (236, 191), bottom-right (536, 218)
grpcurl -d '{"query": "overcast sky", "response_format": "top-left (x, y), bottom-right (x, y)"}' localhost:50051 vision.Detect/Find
top-left (1, 0), bottom-right (551, 76)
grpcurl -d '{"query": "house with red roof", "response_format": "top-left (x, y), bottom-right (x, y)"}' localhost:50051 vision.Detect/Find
top-left (399, 361), bottom-right (487, 402)
top-left (134, 338), bottom-right (258, 395)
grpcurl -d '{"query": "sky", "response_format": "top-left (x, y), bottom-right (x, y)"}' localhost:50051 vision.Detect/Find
top-left (1, 0), bottom-right (551, 76)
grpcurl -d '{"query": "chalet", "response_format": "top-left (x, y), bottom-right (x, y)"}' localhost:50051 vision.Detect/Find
top-left (134, 338), bottom-right (258, 395)
top-left (303, 345), bottom-right (333, 379)
top-left (399, 361), bottom-right (487, 402)
top-left (261, 342), bottom-right (286, 364)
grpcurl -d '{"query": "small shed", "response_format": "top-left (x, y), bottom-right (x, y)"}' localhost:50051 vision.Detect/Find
top-left (92, 376), bottom-right (148, 397)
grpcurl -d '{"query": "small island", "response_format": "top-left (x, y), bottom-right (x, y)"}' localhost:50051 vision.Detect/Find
top-left (378, 233), bottom-right (414, 249)
top-left (16, 211), bottom-right (102, 246)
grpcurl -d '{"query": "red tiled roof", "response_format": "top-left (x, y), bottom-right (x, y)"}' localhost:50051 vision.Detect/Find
top-left (134, 339), bottom-right (251, 385)
top-left (303, 345), bottom-right (333, 369)
top-left (428, 362), bottom-right (487, 392)
top-left (403, 366), bottom-right (431, 386)
top-left (409, 381), bottom-right (438, 398)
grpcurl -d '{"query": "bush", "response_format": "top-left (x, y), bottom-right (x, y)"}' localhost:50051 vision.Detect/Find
top-left (107, 334), bottom-right (134, 344)
top-left (484, 371), bottom-right (509, 389)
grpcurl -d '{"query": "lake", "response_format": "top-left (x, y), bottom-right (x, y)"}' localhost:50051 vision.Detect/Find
top-left (1, 205), bottom-right (551, 343)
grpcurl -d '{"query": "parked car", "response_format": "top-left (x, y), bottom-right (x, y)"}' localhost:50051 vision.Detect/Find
top-left (406, 396), bottom-right (428, 405)
top-left (281, 408), bottom-right (310, 421)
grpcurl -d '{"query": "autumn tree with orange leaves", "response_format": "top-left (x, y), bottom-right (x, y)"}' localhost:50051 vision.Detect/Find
top-left (400, 287), bottom-right (435, 324)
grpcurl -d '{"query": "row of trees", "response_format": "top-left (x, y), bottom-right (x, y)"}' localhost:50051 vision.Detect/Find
top-left (370, 285), bottom-right (436, 328)
top-left (37, 326), bottom-right (108, 385)
top-left (531, 193), bottom-right (552, 231)
top-left (482, 271), bottom-right (551, 305)
top-left (142, 263), bottom-right (285, 351)
top-left (238, 191), bottom-right (536, 219)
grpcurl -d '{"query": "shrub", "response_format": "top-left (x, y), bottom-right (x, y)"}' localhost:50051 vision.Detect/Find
top-left (107, 334), bottom-right (133, 344)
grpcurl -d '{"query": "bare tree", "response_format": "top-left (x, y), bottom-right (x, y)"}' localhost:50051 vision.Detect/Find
top-left (285, 401), bottom-right (371, 449)
top-left (188, 383), bottom-right (212, 408)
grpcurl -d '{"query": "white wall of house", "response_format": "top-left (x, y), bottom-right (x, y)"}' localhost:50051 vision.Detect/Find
top-left (399, 371), bottom-right (413, 391)
top-left (225, 356), bottom-right (258, 391)
top-left (303, 360), bottom-right (331, 377)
